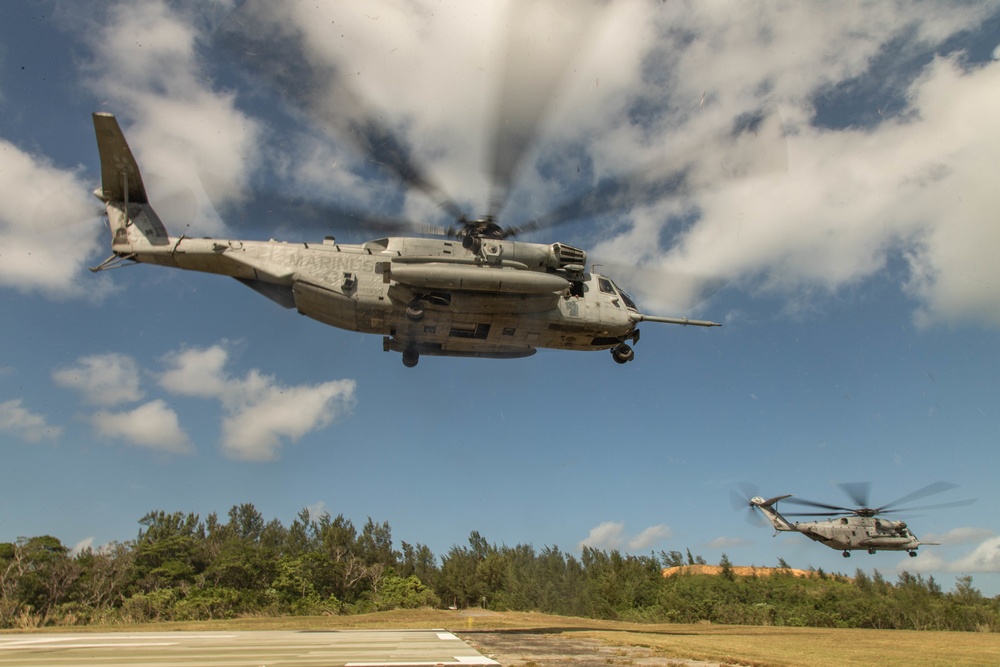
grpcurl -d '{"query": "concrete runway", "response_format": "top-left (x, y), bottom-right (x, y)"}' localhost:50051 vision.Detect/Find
top-left (0, 629), bottom-right (500, 667)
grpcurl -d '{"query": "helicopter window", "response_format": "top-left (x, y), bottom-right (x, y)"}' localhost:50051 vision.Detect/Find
top-left (598, 277), bottom-right (615, 295)
top-left (618, 288), bottom-right (638, 311)
top-left (840, 518), bottom-right (849, 524)
top-left (502, 327), bottom-right (515, 336)
top-left (449, 322), bottom-right (490, 340)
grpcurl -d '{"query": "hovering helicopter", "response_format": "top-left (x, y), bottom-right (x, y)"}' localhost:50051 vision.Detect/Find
top-left (89, 112), bottom-right (720, 367)
top-left (734, 482), bottom-right (974, 558)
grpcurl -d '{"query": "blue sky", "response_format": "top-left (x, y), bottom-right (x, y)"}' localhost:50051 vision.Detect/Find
top-left (3, 0), bottom-right (1000, 596)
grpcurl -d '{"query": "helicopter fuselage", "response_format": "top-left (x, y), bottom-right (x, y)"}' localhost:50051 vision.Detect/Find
top-left (108, 215), bottom-right (641, 360)
top-left (749, 494), bottom-right (925, 557)
top-left (91, 112), bottom-right (719, 366)
top-left (790, 515), bottom-right (919, 554)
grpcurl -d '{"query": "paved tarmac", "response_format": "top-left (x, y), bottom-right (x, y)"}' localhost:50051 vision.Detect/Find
top-left (0, 629), bottom-right (500, 667)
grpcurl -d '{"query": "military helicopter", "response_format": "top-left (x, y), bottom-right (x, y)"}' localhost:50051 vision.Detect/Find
top-left (733, 482), bottom-right (974, 558)
top-left (89, 113), bottom-right (721, 367)
top-left (87, 2), bottom-right (790, 367)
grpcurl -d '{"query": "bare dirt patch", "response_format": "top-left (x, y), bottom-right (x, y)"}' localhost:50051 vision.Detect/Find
top-left (458, 629), bottom-right (733, 667)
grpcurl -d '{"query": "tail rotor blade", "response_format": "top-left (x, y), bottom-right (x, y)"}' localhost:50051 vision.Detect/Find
top-left (730, 483), bottom-right (765, 527)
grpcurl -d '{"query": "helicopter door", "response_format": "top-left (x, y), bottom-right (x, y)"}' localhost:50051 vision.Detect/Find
top-left (595, 276), bottom-right (625, 321)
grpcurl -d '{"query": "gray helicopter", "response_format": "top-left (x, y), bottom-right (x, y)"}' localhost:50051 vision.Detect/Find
top-left (734, 482), bottom-right (974, 558)
top-left (90, 113), bottom-right (720, 367)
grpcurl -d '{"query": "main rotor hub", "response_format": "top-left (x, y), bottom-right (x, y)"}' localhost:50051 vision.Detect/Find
top-left (456, 215), bottom-right (506, 241)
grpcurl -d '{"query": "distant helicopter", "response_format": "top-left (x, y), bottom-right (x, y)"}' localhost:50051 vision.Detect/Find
top-left (733, 482), bottom-right (974, 558)
top-left (89, 113), bottom-right (720, 367)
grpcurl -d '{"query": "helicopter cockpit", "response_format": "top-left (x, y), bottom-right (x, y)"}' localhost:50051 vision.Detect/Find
top-left (596, 276), bottom-right (639, 312)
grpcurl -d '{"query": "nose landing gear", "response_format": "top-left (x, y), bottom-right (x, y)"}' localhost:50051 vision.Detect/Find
top-left (611, 343), bottom-right (634, 364)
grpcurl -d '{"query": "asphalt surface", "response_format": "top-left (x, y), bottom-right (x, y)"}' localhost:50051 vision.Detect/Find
top-left (0, 629), bottom-right (499, 667)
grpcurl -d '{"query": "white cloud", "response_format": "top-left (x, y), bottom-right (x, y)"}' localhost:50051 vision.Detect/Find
top-left (922, 527), bottom-right (994, 546)
top-left (159, 343), bottom-right (356, 461)
top-left (91, 399), bottom-right (193, 455)
top-left (576, 7), bottom-right (1000, 328)
top-left (71, 537), bottom-right (96, 557)
top-left (579, 521), bottom-right (672, 552)
top-left (48, 0), bottom-right (999, 333)
top-left (83, 0), bottom-right (260, 234)
top-left (306, 501), bottom-right (327, 522)
top-left (52, 353), bottom-right (144, 407)
top-left (896, 534), bottom-right (1000, 575)
top-left (219, 378), bottom-right (356, 462)
top-left (0, 141), bottom-right (106, 296)
top-left (949, 537), bottom-right (1000, 573)
top-left (707, 536), bottom-right (752, 550)
top-left (158, 346), bottom-right (230, 398)
top-left (0, 399), bottom-right (62, 442)
top-left (579, 521), bottom-right (626, 551)
top-left (628, 525), bottom-right (673, 551)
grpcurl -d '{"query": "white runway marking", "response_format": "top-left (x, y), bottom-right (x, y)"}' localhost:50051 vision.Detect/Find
top-left (0, 629), bottom-right (499, 666)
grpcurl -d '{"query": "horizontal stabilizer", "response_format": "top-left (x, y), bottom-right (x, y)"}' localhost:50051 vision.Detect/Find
top-left (93, 112), bottom-right (148, 204)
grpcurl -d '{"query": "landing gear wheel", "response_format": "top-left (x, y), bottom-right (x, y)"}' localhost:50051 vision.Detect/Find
top-left (611, 343), bottom-right (634, 364)
top-left (868, 548), bottom-right (876, 554)
top-left (908, 550), bottom-right (917, 557)
top-left (406, 300), bottom-right (425, 322)
top-left (402, 347), bottom-right (419, 368)
top-left (842, 551), bottom-right (851, 558)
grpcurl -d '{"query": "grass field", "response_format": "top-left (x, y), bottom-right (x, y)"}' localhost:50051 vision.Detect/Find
top-left (14, 609), bottom-right (1000, 666)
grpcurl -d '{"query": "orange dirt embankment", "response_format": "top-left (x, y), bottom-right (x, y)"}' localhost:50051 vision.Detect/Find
top-left (661, 564), bottom-right (817, 578)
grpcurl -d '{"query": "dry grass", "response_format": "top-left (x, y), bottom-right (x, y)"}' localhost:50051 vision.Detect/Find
top-left (14, 609), bottom-right (1000, 666)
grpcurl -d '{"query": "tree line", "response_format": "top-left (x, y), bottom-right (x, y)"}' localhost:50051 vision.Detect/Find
top-left (2, 503), bottom-right (998, 631)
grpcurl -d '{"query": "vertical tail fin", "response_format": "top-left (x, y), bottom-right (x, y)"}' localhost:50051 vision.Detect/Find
top-left (92, 112), bottom-right (169, 249)
top-left (751, 494), bottom-right (795, 531)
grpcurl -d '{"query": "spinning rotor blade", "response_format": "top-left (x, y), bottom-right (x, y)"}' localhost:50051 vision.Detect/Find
top-left (875, 481), bottom-right (960, 514)
top-left (876, 498), bottom-right (976, 515)
top-left (215, 2), bottom-right (466, 222)
top-left (838, 481), bottom-right (871, 509)
top-left (517, 109), bottom-right (787, 237)
top-left (780, 496), bottom-right (856, 514)
top-left (204, 190), bottom-right (445, 241)
top-left (486, 0), bottom-right (609, 221)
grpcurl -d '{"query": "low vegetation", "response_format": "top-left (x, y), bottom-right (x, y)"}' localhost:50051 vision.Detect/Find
top-left (2, 504), bottom-right (997, 632)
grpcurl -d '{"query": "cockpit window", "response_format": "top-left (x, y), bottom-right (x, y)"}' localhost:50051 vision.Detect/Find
top-left (598, 277), bottom-right (638, 311)
top-left (618, 287), bottom-right (638, 311)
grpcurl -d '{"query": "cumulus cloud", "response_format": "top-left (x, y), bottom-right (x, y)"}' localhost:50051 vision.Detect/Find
top-left (0, 399), bottom-right (62, 442)
top-left (579, 521), bottom-right (671, 552)
top-left (200, 1), bottom-right (1000, 329)
top-left (922, 527), bottom-right (995, 546)
top-left (81, 0), bottom-right (261, 234)
top-left (629, 525), bottom-right (673, 551)
top-left (0, 141), bottom-right (105, 296)
top-left (51, 343), bottom-right (356, 460)
top-left (52, 353), bottom-right (144, 406)
top-left (159, 343), bottom-right (356, 461)
top-left (897, 533), bottom-right (1000, 575)
top-left (91, 399), bottom-right (193, 455)
top-left (950, 537), bottom-right (1000, 573)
